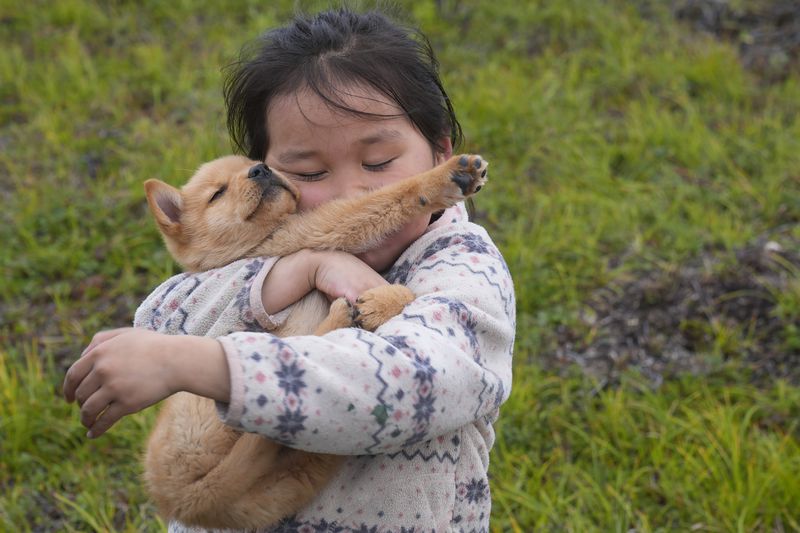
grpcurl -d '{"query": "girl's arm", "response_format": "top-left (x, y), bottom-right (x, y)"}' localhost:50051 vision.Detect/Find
top-left (135, 251), bottom-right (389, 338)
top-left (218, 222), bottom-right (515, 455)
top-left (65, 250), bottom-right (389, 438)
top-left (262, 249), bottom-right (389, 311)
top-left (134, 257), bottom-right (282, 337)
top-left (63, 328), bottom-right (229, 438)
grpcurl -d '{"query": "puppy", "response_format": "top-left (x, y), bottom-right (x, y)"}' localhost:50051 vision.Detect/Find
top-left (142, 154), bottom-right (488, 529)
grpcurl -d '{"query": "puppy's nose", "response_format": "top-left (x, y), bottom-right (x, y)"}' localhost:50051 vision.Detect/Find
top-left (248, 163), bottom-right (272, 180)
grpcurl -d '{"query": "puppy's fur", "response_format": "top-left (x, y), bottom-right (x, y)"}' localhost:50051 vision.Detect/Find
top-left (142, 154), bottom-right (488, 529)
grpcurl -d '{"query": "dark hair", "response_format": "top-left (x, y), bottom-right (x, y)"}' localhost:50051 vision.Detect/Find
top-left (223, 8), bottom-right (462, 160)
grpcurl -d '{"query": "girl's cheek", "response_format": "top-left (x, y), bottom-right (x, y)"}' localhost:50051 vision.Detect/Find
top-left (295, 184), bottom-right (331, 212)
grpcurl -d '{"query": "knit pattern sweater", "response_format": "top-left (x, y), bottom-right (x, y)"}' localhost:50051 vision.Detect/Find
top-left (134, 204), bottom-right (516, 533)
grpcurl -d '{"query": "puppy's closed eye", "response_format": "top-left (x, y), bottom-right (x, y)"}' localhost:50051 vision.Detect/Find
top-left (209, 186), bottom-right (227, 203)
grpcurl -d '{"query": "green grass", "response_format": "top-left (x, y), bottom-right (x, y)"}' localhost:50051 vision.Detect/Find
top-left (492, 366), bottom-right (800, 532)
top-left (1, 0), bottom-right (799, 531)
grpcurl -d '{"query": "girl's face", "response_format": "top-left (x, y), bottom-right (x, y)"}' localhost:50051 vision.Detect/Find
top-left (266, 85), bottom-right (450, 209)
top-left (265, 85), bottom-right (452, 270)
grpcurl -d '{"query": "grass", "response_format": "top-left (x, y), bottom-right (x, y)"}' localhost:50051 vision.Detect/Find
top-left (1, 0), bottom-right (799, 531)
top-left (492, 365), bottom-right (800, 532)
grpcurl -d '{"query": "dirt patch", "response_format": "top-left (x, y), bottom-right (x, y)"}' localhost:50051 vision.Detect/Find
top-left (674, 0), bottom-right (800, 82)
top-left (547, 226), bottom-right (800, 387)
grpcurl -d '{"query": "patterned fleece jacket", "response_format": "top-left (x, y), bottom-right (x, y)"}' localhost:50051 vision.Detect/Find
top-left (134, 204), bottom-right (516, 533)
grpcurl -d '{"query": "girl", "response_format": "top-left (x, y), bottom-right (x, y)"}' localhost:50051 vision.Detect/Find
top-left (64, 8), bottom-right (515, 532)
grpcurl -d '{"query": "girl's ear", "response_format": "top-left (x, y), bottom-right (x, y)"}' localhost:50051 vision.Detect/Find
top-left (435, 136), bottom-right (453, 165)
top-left (143, 179), bottom-right (183, 239)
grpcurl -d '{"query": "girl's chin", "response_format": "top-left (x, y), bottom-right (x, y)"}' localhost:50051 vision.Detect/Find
top-left (356, 247), bottom-right (399, 274)
top-left (357, 233), bottom-right (414, 272)
top-left (358, 215), bottom-right (431, 272)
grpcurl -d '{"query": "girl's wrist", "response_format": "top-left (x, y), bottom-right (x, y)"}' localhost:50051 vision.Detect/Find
top-left (262, 250), bottom-right (320, 314)
top-left (165, 335), bottom-right (231, 403)
top-left (297, 249), bottom-right (323, 288)
top-left (304, 250), bottom-right (327, 289)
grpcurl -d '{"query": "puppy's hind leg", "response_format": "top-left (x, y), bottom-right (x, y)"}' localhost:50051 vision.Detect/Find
top-left (222, 451), bottom-right (344, 530)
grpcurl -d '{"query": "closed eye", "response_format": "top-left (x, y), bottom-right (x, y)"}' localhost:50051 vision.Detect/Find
top-left (364, 158), bottom-right (396, 171)
top-left (209, 186), bottom-right (227, 203)
top-left (293, 171), bottom-right (326, 182)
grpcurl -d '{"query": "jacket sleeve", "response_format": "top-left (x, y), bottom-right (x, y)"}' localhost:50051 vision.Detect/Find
top-left (133, 257), bottom-right (288, 337)
top-left (216, 224), bottom-right (515, 455)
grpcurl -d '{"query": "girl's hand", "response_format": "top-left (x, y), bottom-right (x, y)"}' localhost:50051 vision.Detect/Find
top-left (311, 250), bottom-right (388, 302)
top-left (63, 328), bottom-right (177, 438)
top-left (262, 250), bottom-right (388, 313)
top-left (63, 328), bottom-right (229, 438)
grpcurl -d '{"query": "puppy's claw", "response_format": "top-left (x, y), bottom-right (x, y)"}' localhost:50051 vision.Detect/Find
top-left (348, 301), bottom-right (361, 326)
top-left (353, 285), bottom-right (415, 332)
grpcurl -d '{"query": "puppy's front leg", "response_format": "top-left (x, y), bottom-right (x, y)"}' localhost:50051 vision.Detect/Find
top-left (353, 285), bottom-right (415, 332)
top-left (263, 155), bottom-right (488, 256)
top-left (314, 285), bottom-right (415, 335)
top-left (408, 154), bottom-right (489, 212)
top-left (314, 298), bottom-right (356, 335)
top-left (320, 154), bottom-right (488, 254)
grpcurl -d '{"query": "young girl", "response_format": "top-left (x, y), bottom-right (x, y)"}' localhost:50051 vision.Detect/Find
top-left (63, 8), bottom-right (515, 532)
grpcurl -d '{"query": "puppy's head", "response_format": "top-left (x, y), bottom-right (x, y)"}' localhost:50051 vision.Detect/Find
top-left (144, 155), bottom-right (300, 271)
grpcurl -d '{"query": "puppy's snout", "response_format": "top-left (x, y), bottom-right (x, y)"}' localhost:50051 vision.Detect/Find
top-left (248, 163), bottom-right (272, 181)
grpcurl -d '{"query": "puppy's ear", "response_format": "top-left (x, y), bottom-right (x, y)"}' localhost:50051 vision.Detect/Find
top-left (144, 179), bottom-right (184, 240)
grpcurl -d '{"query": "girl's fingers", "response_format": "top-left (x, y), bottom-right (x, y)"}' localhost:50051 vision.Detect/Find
top-left (79, 387), bottom-right (113, 429)
top-left (86, 402), bottom-right (126, 439)
top-left (63, 355), bottom-right (93, 402)
top-left (64, 328), bottom-right (132, 402)
top-left (73, 369), bottom-right (102, 408)
top-left (80, 327), bottom-right (133, 358)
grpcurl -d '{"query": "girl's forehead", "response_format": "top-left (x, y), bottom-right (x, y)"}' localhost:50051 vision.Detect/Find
top-left (266, 86), bottom-right (421, 155)
top-left (268, 85), bottom-right (403, 132)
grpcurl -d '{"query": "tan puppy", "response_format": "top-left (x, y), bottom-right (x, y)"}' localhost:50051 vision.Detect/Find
top-left (142, 154), bottom-right (488, 529)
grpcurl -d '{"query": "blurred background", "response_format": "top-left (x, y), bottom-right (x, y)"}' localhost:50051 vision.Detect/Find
top-left (1, 0), bottom-right (798, 531)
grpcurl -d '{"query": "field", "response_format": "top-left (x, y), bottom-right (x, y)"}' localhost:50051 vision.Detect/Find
top-left (1, 0), bottom-right (799, 531)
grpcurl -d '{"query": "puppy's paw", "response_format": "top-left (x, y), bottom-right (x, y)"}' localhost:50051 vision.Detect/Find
top-left (419, 154), bottom-right (488, 210)
top-left (450, 155), bottom-right (488, 196)
top-left (354, 285), bottom-right (415, 331)
top-left (315, 297), bottom-right (358, 334)
top-left (331, 297), bottom-right (358, 322)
